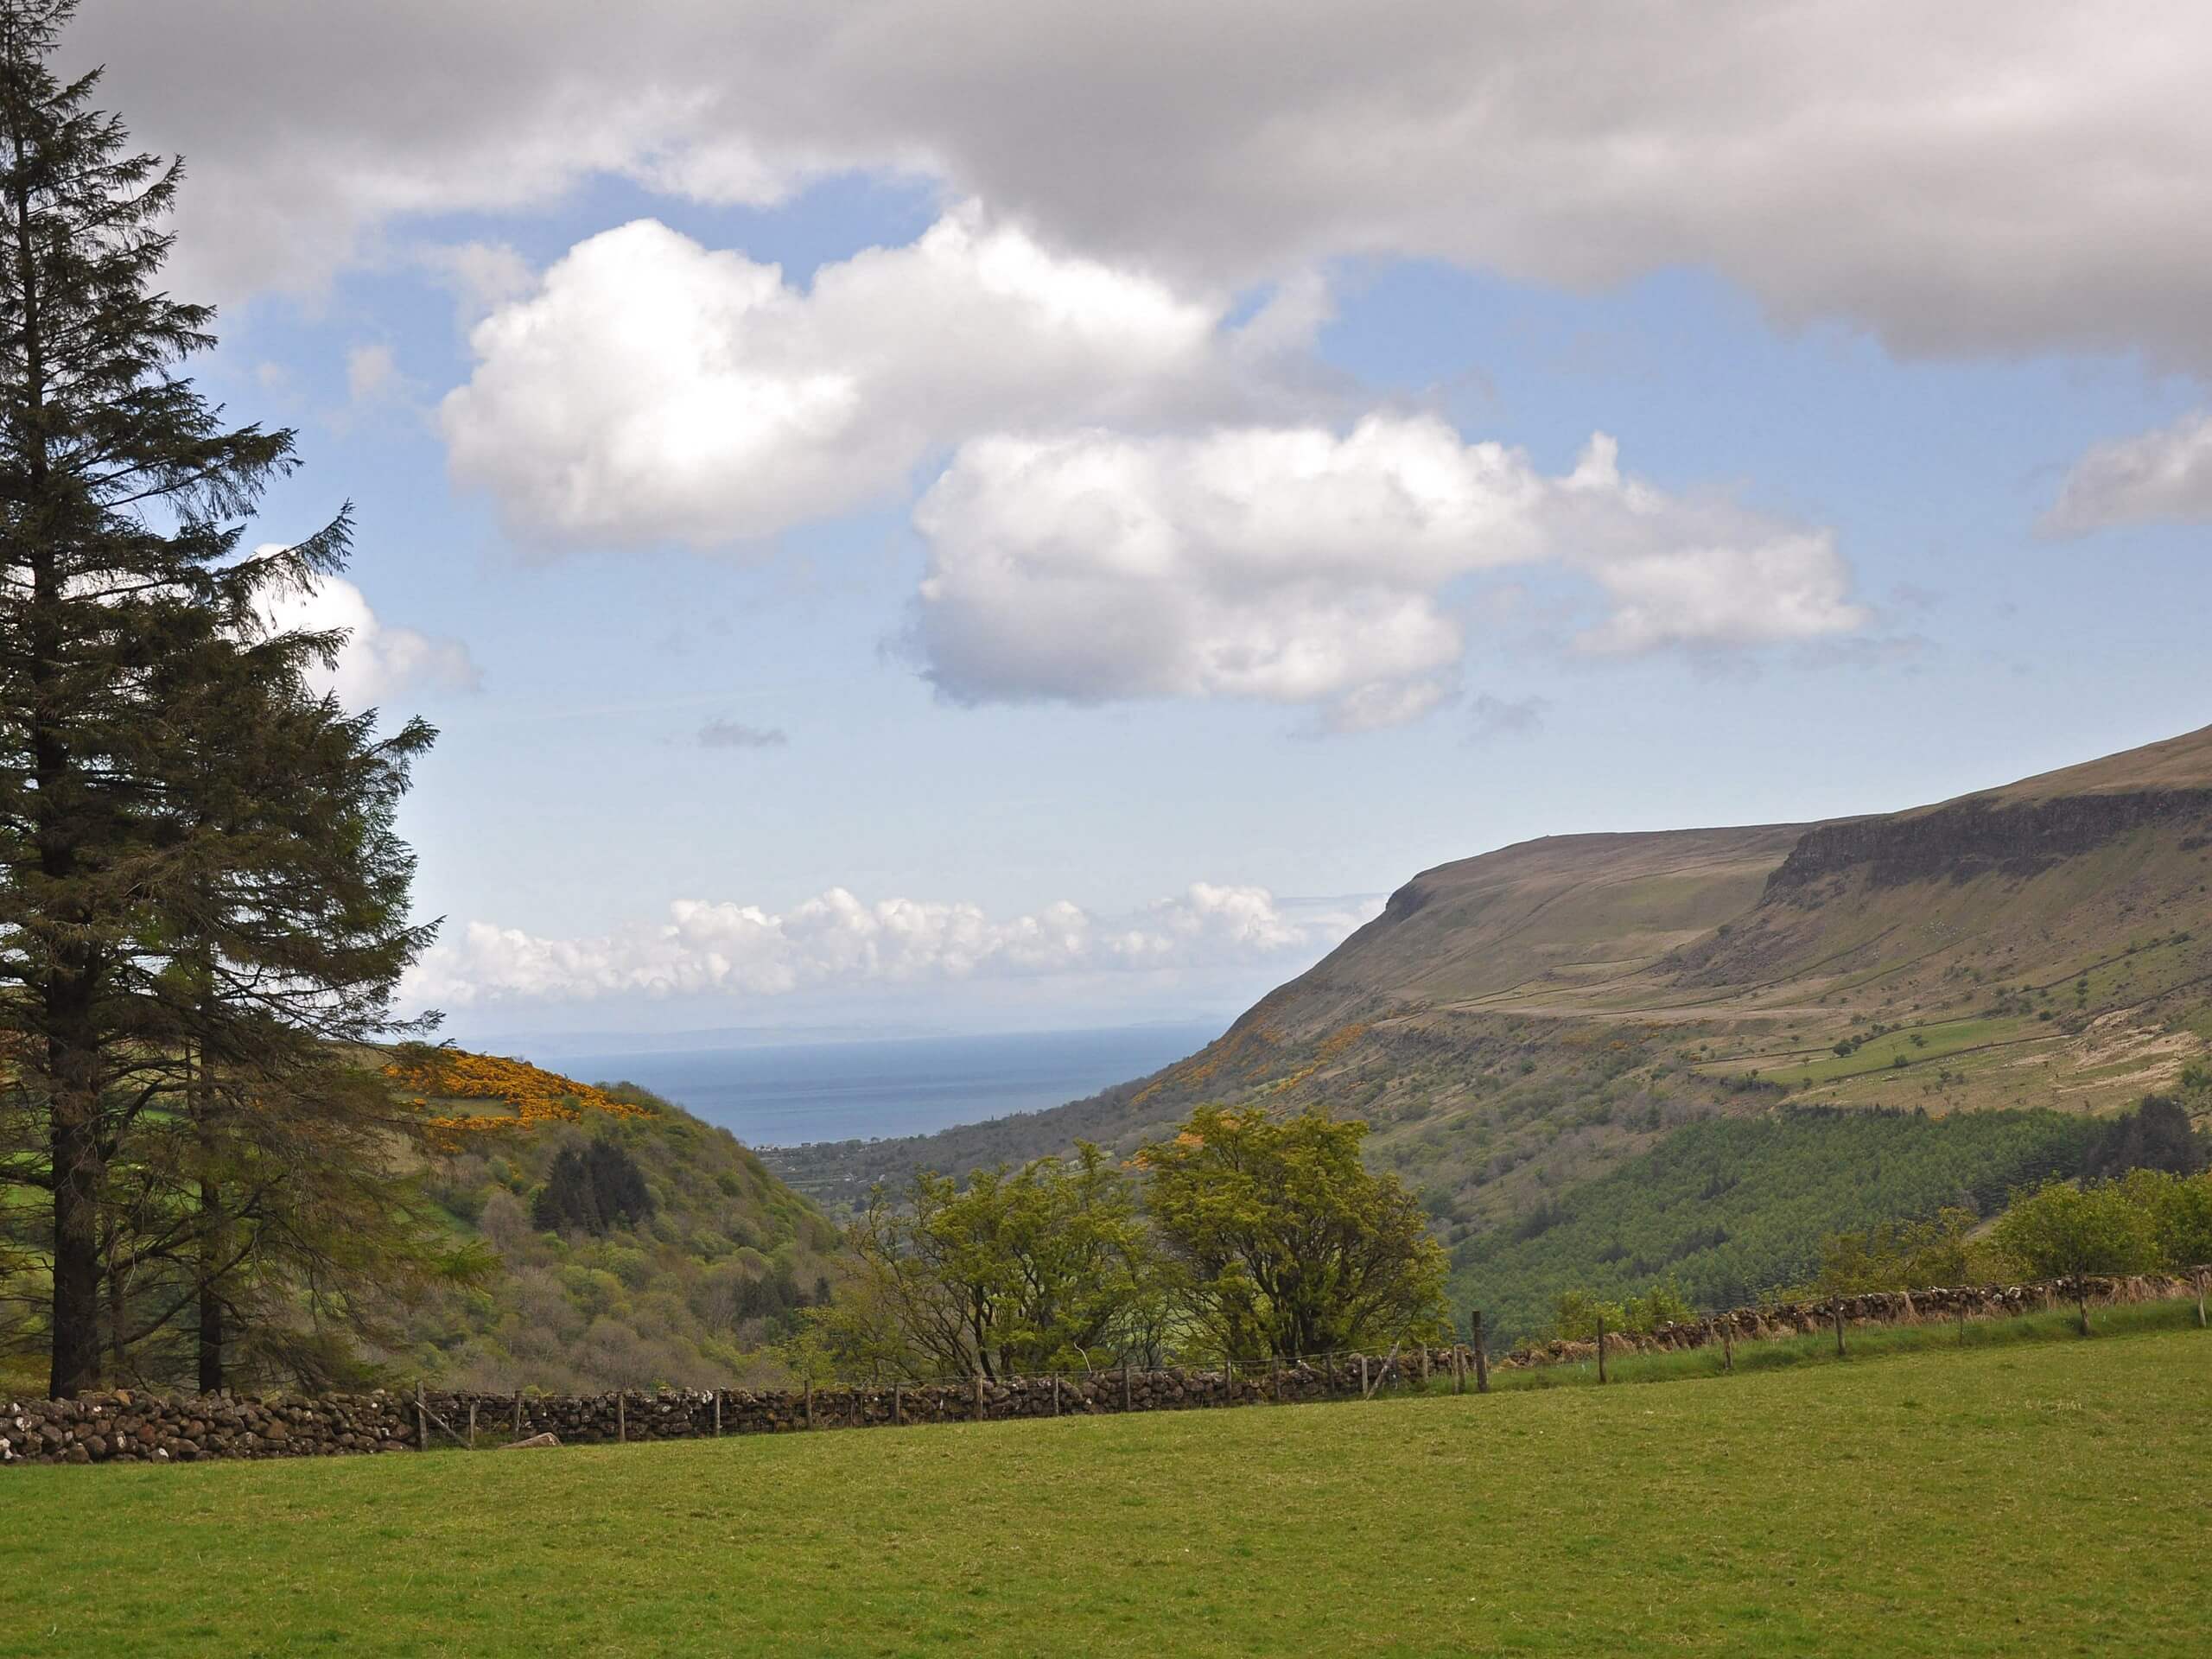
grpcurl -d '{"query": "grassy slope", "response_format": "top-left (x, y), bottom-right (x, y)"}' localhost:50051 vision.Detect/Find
top-left (4, 1325), bottom-right (2207, 1656)
top-left (772, 723), bottom-right (2212, 1262)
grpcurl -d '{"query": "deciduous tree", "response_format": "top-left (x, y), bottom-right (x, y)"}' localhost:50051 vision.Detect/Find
top-left (807, 1144), bottom-right (1165, 1380)
top-left (1139, 1105), bottom-right (1448, 1361)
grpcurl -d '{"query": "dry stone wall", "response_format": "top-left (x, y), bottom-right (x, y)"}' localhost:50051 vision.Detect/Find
top-left (0, 1357), bottom-right (1400, 1466)
top-left (1496, 1271), bottom-right (2204, 1367)
top-left (6, 1270), bottom-right (2202, 1467)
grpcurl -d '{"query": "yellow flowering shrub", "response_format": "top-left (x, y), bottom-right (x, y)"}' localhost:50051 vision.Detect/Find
top-left (385, 1048), bottom-right (654, 1150)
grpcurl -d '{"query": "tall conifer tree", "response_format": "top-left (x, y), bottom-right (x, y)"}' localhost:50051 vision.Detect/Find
top-left (0, 1), bottom-right (441, 1395)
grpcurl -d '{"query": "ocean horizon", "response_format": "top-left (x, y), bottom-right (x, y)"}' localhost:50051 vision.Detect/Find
top-left (538, 1022), bottom-right (1219, 1148)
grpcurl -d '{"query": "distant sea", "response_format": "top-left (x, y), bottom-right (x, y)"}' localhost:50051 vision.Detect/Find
top-left (541, 1024), bottom-right (1218, 1148)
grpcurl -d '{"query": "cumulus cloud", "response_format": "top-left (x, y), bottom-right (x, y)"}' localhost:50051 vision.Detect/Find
top-left (346, 342), bottom-right (400, 404)
top-left (438, 208), bottom-right (1238, 545)
top-left (910, 419), bottom-right (1863, 728)
top-left (1547, 435), bottom-right (1866, 655)
top-left (2042, 411), bottom-right (2212, 536)
top-left (71, 3), bottom-right (2212, 375)
top-left (404, 881), bottom-right (1367, 1009)
top-left (263, 573), bottom-right (480, 707)
top-left (697, 718), bottom-right (789, 750)
top-left (435, 213), bottom-right (1862, 727)
top-left (416, 239), bottom-right (538, 320)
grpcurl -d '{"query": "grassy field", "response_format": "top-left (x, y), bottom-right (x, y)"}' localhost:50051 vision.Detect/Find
top-left (3, 1325), bottom-right (2207, 1656)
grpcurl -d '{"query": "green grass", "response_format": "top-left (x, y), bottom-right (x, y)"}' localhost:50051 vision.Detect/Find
top-left (3, 1324), bottom-right (2209, 1656)
top-left (1741, 1014), bottom-right (2033, 1087)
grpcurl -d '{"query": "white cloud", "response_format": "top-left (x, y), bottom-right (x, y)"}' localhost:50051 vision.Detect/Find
top-left (2042, 410), bottom-right (2212, 535)
top-left (345, 342), bottom-right (400, 404)
top-left (72, 3), bottom-right (2212, 375)
top-left (1548, 437), bottom-right (1865, 655)
top-left (438, 208), bottom-right (1236, 545)
top-left (910, 419), bottom-right (1863, 728)
top-left (404, 882), bottom-right (1367, 1009)
top-left (262, 573), bottom-right (480, 708)
top-left (416, 239), bottom-right (538, 320)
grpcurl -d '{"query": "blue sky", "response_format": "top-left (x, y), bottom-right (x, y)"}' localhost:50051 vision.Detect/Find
top-left (76, 3), bottom-right (2212, 1042)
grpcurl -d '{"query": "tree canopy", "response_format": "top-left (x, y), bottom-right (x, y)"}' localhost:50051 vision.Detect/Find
top-left (1137, 1105), bottom-right (1449, 1362)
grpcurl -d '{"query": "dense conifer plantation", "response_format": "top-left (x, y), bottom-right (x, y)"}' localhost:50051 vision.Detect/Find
top-left (0, 0), bottom-right (441, 1395)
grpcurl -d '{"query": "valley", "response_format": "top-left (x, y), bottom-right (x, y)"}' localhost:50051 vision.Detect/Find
top-left (766, 724), bottom-right (2212, 1335)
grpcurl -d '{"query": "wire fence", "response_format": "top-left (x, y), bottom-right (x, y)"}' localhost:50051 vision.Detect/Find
top-left (404, 1266), bottom-right (2210, 1450)
top-left (13, 1268), bottom-right (2202, 1465)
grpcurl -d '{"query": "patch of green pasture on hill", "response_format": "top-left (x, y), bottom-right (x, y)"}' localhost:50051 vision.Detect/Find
top-left (1706, 1014), bottom-right (2037, 1089)
top-left (3, 1330), bottom-right (2209, 1657)
top-left (1449, 1108), bottom-right (2098, 1343)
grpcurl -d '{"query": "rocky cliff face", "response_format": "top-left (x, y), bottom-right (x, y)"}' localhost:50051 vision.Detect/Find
top-left (1764, 789), bottom-right (2212, 896)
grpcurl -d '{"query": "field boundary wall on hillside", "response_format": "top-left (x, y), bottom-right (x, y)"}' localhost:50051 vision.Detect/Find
top-left (5, 1269), bottom-right (2202, 1466)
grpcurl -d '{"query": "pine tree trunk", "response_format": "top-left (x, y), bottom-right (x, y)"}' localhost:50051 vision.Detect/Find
top-left (105, 1224), bottom-right (128, 1374)
top-left (195, 1046), bottom-right (226, 1395)
top-left (35, 696), bottom-right (105, 1399)
top-left (46, 957), bottom-right (104, 1396)
top-left (196, 1247), bottom-right (224, 1395)
top-left (48, 1053), bottom-right (104, 1397)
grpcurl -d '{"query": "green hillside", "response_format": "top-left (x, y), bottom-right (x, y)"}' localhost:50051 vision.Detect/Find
top-left (770, 722), bottom-right (2212, 1311)
top-left (390, 1052), bottom-right (841, 1392)
top-left (5, 1327), bottom-right (2207, 1656)
top-left (0, 1049), bottom-right (839, 1398)
top-left (1450, 1107), bottom-right (2102, 1344)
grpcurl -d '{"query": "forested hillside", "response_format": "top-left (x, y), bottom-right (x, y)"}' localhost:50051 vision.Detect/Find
top-left (399, 1063), bottom-right (842, 1392)
top-left (2, 1049), bottom-right (840, 1396)
top-left (1451, 1106), bottom-right (2104, 1344)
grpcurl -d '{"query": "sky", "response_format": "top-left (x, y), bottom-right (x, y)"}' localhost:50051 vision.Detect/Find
top-left (66, 1), bottom-right (2212, 1044)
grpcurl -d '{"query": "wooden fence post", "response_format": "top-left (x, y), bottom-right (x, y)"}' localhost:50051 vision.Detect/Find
top-left (1834, 1302), bottom-right (1847, 1357)
top-left (805, 1380), bottom-right (816, 1429)
top-left (1052, 1373), bottom-right (1061, 1417)
top-left (1421, 1345), bottom-right (1431, 1389)
top-left (2197, 1269), bottom-right (2207, 1329)
top-left (1122, 1360), bottom-right (1131, 1412)
top-left (1358, 1353), bottom-right (1369, 1397)
top-left (1721, 1317), bottom-right (1734, 1373)
top-left (467, 1400), bottom-right (477, 1450)
top-left (893, 1382), bottom-right (903, 1426)
top-left (713, 1389), bottom-right (722, 1437)
top-left (617, 1391), bottom-right (626, 1444)
top-left (1595, 1315), bottom-right (1607, 1384)
top-left (973, 1373), bottom-right (985, 1421)
top-left (1471, 1314), bottom-right (1489, 1395)
top-left (512, 1390), bottom-right (522, 1440)
top-left (415, 1381), bottom-right (427, 1452)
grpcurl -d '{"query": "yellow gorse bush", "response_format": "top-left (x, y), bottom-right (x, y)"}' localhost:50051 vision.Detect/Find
top-left (384, 1049), bottom-right (655, 1150)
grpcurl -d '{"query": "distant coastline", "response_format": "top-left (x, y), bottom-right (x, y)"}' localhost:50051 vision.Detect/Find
top-left (539, 1022), bottom-right (1220, 1148)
